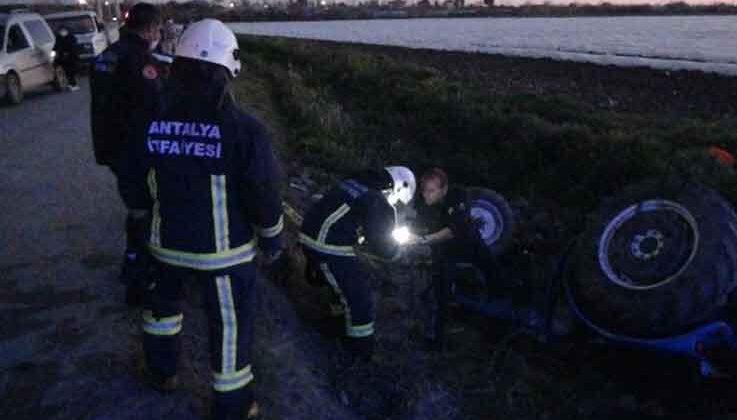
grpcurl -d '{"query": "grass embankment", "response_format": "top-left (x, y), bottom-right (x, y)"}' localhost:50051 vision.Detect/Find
top-left (231, 37), bottom-right (737, 420)
top-left (237, 35), bottom-right (737, 235)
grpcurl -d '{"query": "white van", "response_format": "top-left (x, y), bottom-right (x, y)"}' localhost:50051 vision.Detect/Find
top-left (45, 11), bottom-right (119, 62)
top-left (0, 11), bottom-right (66, 105)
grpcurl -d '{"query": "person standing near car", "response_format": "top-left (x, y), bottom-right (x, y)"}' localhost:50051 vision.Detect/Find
top-left (89, 3), bottom-right (163, 306)
top-left (53, 26), bottom-right (79, 91)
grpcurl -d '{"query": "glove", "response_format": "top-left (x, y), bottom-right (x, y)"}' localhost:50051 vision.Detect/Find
top-left (258, 235), bottom-right (283, 265)
top-left (406, 233), bottom-right (430, 246)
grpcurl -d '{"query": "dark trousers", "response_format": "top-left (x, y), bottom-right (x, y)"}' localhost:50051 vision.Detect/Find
top-left (431, 239), bottom-right (520, 340)
top-left (143, 261), bottom-right (258, 418)
top-left (109, 160), bottom-right (147, 253)
top-left (303, 249), bottom-right (375, 340)
top-left (109, 161), bottom-right (150, 300)
top-left (60, 59), bottom-right (78, 86)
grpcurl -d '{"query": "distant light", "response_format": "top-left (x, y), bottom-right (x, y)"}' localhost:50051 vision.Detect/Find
top-left (320, 0), bottom-right (327, 4)
top-left (263, 3), bottom-right (269, 8)
top-left (78, 0), bottom-right (88, 4)
top-left (229, 2), bottom-right (235, 7)
top-left (104, 1), bottom-right (110, 5)
top-left (112, 16), bottom-right (118, 21)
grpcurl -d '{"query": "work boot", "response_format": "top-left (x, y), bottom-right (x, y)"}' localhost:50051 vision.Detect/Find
top-left (314, 315), bottom-right (344, 339)
top-left (210, 401), bottom-right (260, 420)
top-left (342, 335), bottom-right (375, 366)
top-left (144, 369), bottom-right (179, 393)
top-left (211, 388), bottom-right (259, 420)
top-left (245, 402), bottom-right (260, 419)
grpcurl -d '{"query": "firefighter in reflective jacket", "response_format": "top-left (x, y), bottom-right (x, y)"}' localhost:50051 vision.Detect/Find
top-left (121, 20), bottom-right (281, 420)
top-left (89, 3), bottom-right (164, 306)
top-left (299, 167), bottom-right (415, 361)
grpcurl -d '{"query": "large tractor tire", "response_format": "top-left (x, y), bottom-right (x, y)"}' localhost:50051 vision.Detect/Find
top-left (566, 179), bottom-right (737, 338)
top-left (465, 187), bottom-right (516, 257)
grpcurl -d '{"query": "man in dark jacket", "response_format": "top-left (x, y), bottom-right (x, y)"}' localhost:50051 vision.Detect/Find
top-left (53, 26), bottom-right (79, 90)
top-left (300, 167), bottom-right (415, 362)
top-left (121, 19), bottom-right (282, 420)
top-left (89, 3), bottom-right (163, 306)
top-left (412, 168), bottom-right (543, 349)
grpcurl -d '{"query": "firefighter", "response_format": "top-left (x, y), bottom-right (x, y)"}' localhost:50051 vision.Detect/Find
top-left (120, 19), bottom-right (282, 420)
top-left (299, 167), bottom-right (415, 362)
top-left (89, 3), bottom-right (164, 306)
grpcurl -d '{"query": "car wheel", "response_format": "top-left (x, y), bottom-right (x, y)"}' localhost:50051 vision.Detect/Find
top-left (52, 65), bottom-right (68, 92)
top-left (6, 72), bottom-right (23, 105)
top-left (566, 179), bottom-right (737, 338)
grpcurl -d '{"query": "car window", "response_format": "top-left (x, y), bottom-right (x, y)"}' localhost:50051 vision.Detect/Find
top-left (0, 25), bottom-right (5, 51)
top-left (23, 20), bottom-right (53, 45)
top-left (7, 24), bottom-right (30, 53)
top-left (46, 16), bottom-right (96, 35)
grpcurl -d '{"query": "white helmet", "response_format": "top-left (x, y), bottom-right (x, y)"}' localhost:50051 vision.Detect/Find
top-left (384, 166), bottom-right (416, 206)
top-left (175, 19), bottom-right (241, 78)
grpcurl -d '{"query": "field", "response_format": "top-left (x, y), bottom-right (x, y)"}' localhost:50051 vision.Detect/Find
top-left (229, 16), bottom-right (737, 76)
top-left (230, 35), bottom-right (737, 419)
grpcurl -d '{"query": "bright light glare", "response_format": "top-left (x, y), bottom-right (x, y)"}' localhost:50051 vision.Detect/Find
top-left (392, 226), bottom-right (411, 244)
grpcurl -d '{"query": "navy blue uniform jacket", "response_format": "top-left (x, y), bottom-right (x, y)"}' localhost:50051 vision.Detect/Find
top-left (90, 30), bottom-right (164, 166)
top-left (300, 179), bottom-right (399, 260)
top-left (122, 89), bottom-right (284, 271)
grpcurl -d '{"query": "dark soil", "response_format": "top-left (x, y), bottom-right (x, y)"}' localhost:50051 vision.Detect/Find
top-left (265, 38), bottom-right (737, 119)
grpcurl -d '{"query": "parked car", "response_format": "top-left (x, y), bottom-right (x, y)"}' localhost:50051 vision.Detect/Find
top-left (0, 10), bottom-right (66, 105)
top-left (45, 11), bottom-right (119, 63)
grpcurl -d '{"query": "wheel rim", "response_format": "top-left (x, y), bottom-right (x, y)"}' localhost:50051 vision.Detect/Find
top-left (598, 199), bottom-right (699, 290)
top-left (470, 200), bottom-right (504, 246)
